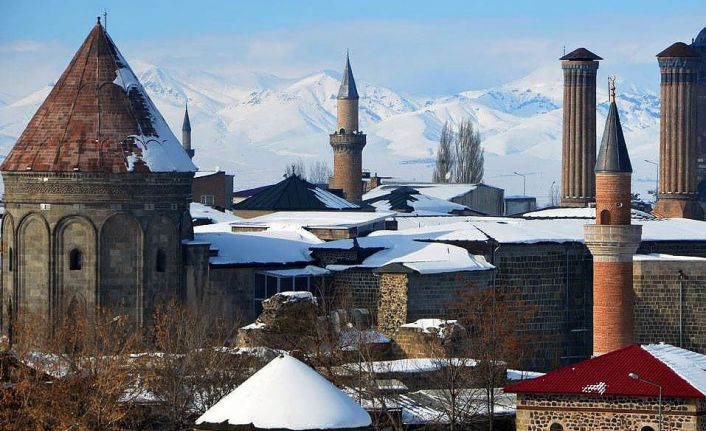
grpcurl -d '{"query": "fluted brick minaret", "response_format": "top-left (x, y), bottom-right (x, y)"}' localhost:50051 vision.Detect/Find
top-left (584, 80), bottom-right (642, 357)
top-left (560, 48), bottom-right (602, 207)
top-left (329, 53), bottom-right (366, 203)
top-left (653, 42), bottom-right (704, 219)
top-left (182, 104), bottom-right (194, 159)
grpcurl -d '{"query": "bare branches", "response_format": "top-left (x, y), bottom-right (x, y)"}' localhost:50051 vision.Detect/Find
top-left (433, 121), bottom-right (454, 183)
top-left (308, 161), bottom-right (333, 185)
top-left (433, 119), bottom-right (485, 184)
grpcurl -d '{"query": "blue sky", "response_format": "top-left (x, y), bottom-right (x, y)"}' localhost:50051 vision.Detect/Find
top-left (1, 0), bottom-right (704, 97)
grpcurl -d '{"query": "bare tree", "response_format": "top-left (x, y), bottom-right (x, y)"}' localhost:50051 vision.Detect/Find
top-left (308, 161), bottom-right (333, 185)
top-left (453, 119), bottom-right (484, 184)
top-left (284, 159), bottom-right (306, 178)
top-left (433, 121), bottom-right (454, 183)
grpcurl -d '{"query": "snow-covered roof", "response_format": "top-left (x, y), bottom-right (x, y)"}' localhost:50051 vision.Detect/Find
top-left (190, 203), bottom-right (241, 224)
top-left (196, 354), bottom-right (371, 430)
top-left (338, 357), bottom-right (478, 375)
top-left (192, 223), bottom-right (321, 266)
top-left (231, 211), bottom-right (390, 230)
top-left (523, 206), bottom-right (655, 220)
top-left (260, 265), bottom-right (331, 277)
top-left (364, 183), bottom-right (482, 201)
top-left (400, 319), bottom-right (459, 334)
top-left (194, 170), bottom-right (223, 178)
top-left (365, 187), bottom-right (471, 216)
top-left (643, 344), bottom-right (706, 396)
top-left (326, 237), bottom-right (494, 275)
top-left (393, 215), bottom-right (706, 244)
top-left (634, 253), bottom-right (706, 262)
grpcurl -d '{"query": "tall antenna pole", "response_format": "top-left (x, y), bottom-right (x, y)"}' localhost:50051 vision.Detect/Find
top-left (103, 9), bottom-right (108, 30)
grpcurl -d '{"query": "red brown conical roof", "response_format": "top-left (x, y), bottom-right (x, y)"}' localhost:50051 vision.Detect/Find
top-left (1, 19), bottom-right (196, 174)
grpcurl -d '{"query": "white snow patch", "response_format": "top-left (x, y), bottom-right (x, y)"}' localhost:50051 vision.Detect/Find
top-left (643, 343), bottom-right (706, 396)
top-left (581, 381), bottom-right (608, 395)
top-left (196, 354), bottom-right (371, 429)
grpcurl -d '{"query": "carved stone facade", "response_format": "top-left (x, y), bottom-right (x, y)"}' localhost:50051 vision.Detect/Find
top-left (516, 393), bottom-right (706, 431)
top-left (1, 172), bottom-right (193, 330)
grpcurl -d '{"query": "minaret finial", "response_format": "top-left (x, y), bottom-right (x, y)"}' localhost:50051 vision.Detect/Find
top-left (97, 16), bottom-right (101, 26)
top-left (608, 76), bottom-right (616, 103)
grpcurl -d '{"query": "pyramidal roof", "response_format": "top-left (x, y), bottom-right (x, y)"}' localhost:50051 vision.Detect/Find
top-left (1, 19), bottom-right (196, 174)
top-left (559, 47), bottom-right (602, 61)
top-left (505, 344), bottom-right (706, 399)
top-left (233, 174), bottom-right (361, 211)
top-left (195, 354), bottom-right (371, 430)
top-left (337, 53), bottom-right (359, 100)
top-left (595, 101), bottom-right (632, 173)
top-left (657, 41), bottom-right (701, 58)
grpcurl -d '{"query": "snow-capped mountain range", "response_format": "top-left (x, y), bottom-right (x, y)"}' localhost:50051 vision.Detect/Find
top-left (0, 62), bottom-right (661, 205)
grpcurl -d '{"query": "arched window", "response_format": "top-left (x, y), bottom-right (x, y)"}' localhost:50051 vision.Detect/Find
top-left (550, 424), bottom-right (564, 431)
top-left (599, 209), bottom-right (611, 225)
top-left (156, 249), bottom-right (166, 273)
top-left (69, 248), bottom-right (83, 271)
top-left (8, 247), bottom-right (13, 272)
top-left (641, 427), bottom-right (656, 431)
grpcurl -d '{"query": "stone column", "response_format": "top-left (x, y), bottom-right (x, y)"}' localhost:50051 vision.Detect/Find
top-left (560, 50), bottom-right (600, 207)
top-left (654, 43), bottom-right (704, 219)
top-left (330, 133), bottom-right (366, 203)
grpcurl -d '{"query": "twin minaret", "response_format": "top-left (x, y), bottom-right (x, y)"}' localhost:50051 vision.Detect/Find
top-left (560, 48), bottom-right (602, 207)
top-left (182, 104), bottom-right (194, 159)
top-left (584, 79), bottom-right (642, 356)
top-left (329, 53), bottom-right (366, 203)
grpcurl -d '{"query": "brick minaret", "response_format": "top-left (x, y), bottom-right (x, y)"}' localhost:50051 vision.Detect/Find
top-left (653, 42), bottom-right (704, 219)
top-left (182, 104), bottom-right (194, 159)
top-left (329, 53), bottom-right (366, 203)
top-left (560, 48), bottom-right (602, 207)
top-left (584, 79), bottom-right (642, 357)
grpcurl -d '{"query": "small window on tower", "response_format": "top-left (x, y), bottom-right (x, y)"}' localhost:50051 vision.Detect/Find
top-left (156, 249), bottom-right (167, 273)
top-left (550, 424), bottom-right (564, 431)
top-left (69, 249), bottom-right (83, 271)
top-left (599, 209), bottom-right (611, 225)
top-left (641, 427), bottom-right (656, 431)
top-left (8, 247), bottom-right (13, 272)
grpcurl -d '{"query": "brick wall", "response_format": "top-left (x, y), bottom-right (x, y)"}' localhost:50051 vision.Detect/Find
top-left (595, 173), bottom-right (631, 225)
top-left (593, 260), bottom-right (634, 355)
top-left (516, 393), bottom-right (705, 431)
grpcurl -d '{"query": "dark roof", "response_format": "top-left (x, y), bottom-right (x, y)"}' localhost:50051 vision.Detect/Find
top-left (337, 53), bottom-right (359, 100)
top-left (505, 344), bottom-right (704, 399)
top-left (559, 47), bottom-right (602, 61)
top-left (182, 105), bottom-right (191, 132)
top-left (657, 42), bottom-right (701, 58)
top-left (233, 175), bottom-right (360, 211)
top-left (695, 27), bottom-right (706, 47)
top-left (595, 102), bottom-right (632, 173)
top-left (233, 184), bottom-right (273, 198)
top-left (363, 186), bottom-right (419, 212)
top-left (1, 19), bottom-right (194, 173)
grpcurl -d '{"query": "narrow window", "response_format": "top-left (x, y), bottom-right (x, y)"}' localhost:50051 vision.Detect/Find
top-left (8, 247), bottom-right (13, 272)
top-left (641, 427), bottom-right (655, 431)
top-left (550, 424), bottom-right (564, 431)
top-left (156, 249), bottom-right (166, 273)
top-left (599, 209), bottom-right (611, 225)
top-left (69, 249), bottom-right (83, 271)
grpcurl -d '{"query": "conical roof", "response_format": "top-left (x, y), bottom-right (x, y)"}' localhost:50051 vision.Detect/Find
top-left (657, 42), bottom-right (700, 58)
top-left (233, 174), bottom-right (360, 211)
top-left (1, 19), bottom-right (196, 174)
top-left (559, 47), bottom-right (602, 61)
top-left (595, 101), bottom-right (632, 173)
top-left (182, 104), bottom-right (191, 132)
top-left (337, 53), bottom-right (359, 100)
top-left (195, 354), bottom-right (371, 430)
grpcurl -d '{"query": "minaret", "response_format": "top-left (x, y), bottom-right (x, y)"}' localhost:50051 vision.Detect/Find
top-left (584, 78), bottom-right (642, 356)
top-left (653, 42), bottom-right (703, 219)
top-left (182, 104), bottom-right (194, 159)
top-left (329, 53), bottom-right (366, 203)
top-left (560, 48), bottom-right (602, 207)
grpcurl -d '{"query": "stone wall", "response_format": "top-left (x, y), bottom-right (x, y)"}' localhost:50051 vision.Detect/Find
top-left (331, 268), bottom-right (380, 315)
top-left (634, 256), bottom-right (706, 353)
top-left (516, 393), bottom-right (706, 431)
top-left (206, 267), bottom-right (257, 323)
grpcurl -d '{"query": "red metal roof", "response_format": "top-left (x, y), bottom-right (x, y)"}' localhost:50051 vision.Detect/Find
top-left (505, 345), bottom-right (704, 399)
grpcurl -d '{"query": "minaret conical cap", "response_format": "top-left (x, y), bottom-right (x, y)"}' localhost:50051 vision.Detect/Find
top-left (337, 52), bottom-right (359, 100)
top-left (596, 98), bottom-right (632, 173)
top-left (182, 104), bottom-right (191, 132)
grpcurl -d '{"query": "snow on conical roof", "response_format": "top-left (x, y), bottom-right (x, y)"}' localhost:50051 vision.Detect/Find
top-left (195, 354), bottom-right (371, 430)
top-left (1, 19), bottom-right (196, 174)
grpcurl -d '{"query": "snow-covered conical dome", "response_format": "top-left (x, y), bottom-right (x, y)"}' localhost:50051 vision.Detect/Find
top-left (195, 354), bottom-right (371, 430)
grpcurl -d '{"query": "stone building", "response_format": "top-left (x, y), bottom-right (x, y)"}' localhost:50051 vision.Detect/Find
top-left (0, 19), bottom-right (196, 329)
top-left (192, 170), bottom-right (234, 211)
top-left (559, 48), bottom-right (601, 207)
top-left (329, 54), bottom-right (366, 203)
top-left (506, 343), bottom-right (706, 431)
top-left (584, 81), bottom-right (642, 356)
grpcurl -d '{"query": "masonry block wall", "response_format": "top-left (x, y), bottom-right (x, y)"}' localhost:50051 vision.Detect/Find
top-left (1, 172), bottom-right (193, 331)
top-left (516, 394), bottom-right (706, 431)
top-left (634, 257), bottom-right (706, 353)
